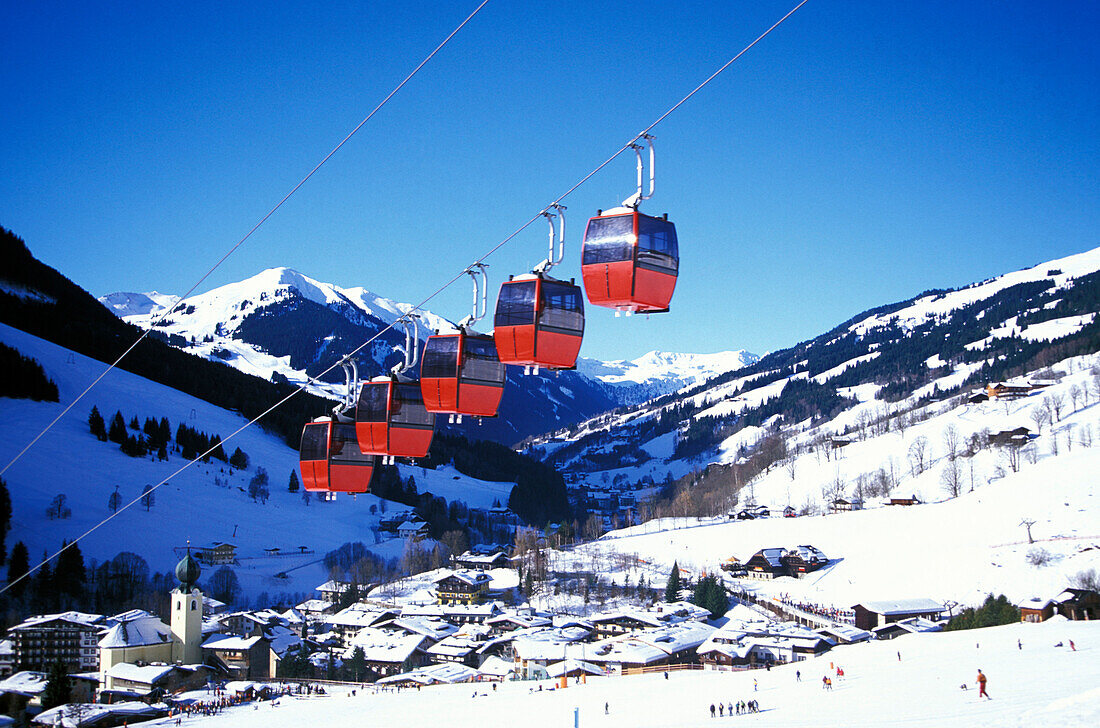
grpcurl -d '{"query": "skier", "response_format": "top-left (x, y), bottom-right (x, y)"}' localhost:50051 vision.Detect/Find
top-left (976, 669), bottom-right (990, 700)
top-left (719, 703), bottom-right (724, 717)
top-left (753, 678), bottom-right (758, 692)
top-left (796, 669), bottom-right (801, 682)
top-left (727, 702), bottom-right (733, 716)
top-left (710, 703), bottom-right (715, 718)
top-left (1070, 639), bottom-right (1076, 651)
top-left (605, 702), bottom-right (609, 715)
top-left (1017, 638), bottom-right (1022, 650)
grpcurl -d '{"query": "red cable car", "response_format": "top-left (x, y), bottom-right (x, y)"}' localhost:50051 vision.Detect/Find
top-left (355, 378), bottom-right (435, 458)
top-left (581, 207), bottom-right (678, 313)
top-left (580, 133), bottom-right (679, 314)
top-left (299, 419), bottom-right (375, 494)
top-left (493, 273), bottom-right (584, 371)
top-left (421, 331), bottom-right (506, 419)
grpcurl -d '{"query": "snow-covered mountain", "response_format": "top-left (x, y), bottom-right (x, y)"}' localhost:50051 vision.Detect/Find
top-left (576, 349), bottom-right (759, 405)
top-left (534, 245), bottom-right (1100, 489)
top-left (101, 268), bottom-right (754, 444)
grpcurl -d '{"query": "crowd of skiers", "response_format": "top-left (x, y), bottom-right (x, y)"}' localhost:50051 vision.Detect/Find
top-left (710, 700), bottom-right (759, 717)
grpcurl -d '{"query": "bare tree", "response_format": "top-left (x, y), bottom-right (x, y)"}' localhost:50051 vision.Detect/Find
top-left (1019, 518), bottom-right (1037, 544)
top-left (1030, 404), bottom-right (1049, 435)
top-left (942, 425), bottom-right (960, 462)
top-left (908, 436), bottom-right (930, 477)
top-left (940, 459), bottom-right (962, 498)
top-left (1068, 384), bottom-right (1083, 412)
top-left (1046, 393), bottom-right (1065, 422)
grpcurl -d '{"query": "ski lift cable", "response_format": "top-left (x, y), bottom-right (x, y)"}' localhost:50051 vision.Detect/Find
top-left (0, 0), bottom-right (492, 481)
top-left (0, 0), bottom-right (810, 596)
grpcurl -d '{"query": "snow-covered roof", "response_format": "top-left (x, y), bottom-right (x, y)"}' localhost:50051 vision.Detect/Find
top-left (476, 655), bottom-right (516, 678)
top-left (815, 624), bottom-right (874, 642)
top-left (486, 611), bottom-right (553, 630)
top-left (295, 599), bottom-right (334, 613)
top-left (377, 662), bottom-right (479, 686)
top-left (98, 612), bottom-right (171, 649)
top-left (202, 634), bottom-right (266, 650)
top-left (10, 611), bottom-right (104, 631)
top-left (855, 599), bottom-right (946, 616)
top-left (106, 662), bottom-right (178, 687)
top-left (385, 616), bottom-right (459, 641)
top-left (432, 569), bottom-right (492, 587)
top-left (547, 659), bottom-right (604, 677)
top-left (33, 701), bottom-right (161, 727)
top-left (0, 671), bottom-right (47, 696)
top-left (345, 627), bottom-right (428, 663)
top-left (787, 544), bottom-right (828, 562)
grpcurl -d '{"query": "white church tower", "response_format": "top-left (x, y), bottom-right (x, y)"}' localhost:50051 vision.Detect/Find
top-left (171, 551), bottom-right (204, 665)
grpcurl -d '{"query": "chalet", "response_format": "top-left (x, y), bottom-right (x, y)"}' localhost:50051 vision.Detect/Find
top-left (830, 498), bottom-right (863, 513)
top-left (376, 662), bottom-right (480, 687)
top-left (888, 496), bottom-right (921, 507)
top-left (815, 624), bottom-right (873, 645)
top-left (33, 701), bottom-right (166, 727)
top-left (485, 610), bottom-right (553, 635)
top-left (783, 506), bottom-right (797, 518)
top-left (988, 426), bottom-right (1035, 446)
top-left (0, 640), bottom-right (13, 678)
top-left (294, 599), bottom-right (336, 622)
top-left (851, 599), bottom-right (945, 631)
top-left (397, 520), bottom-right (430, 541)
top-left (782, 545), bottom-right (830, 577)
top-left (195, 542), bottom-right (237, 566)
top-left (744, 548), bottom-right (786, 580)
top-left (589, 611), bottom-right (664, 639)
top-left (344, 627), bottom-right (430, 678)
top-left (325, 606), bottom-right (399, 640)
top-left (434, 570), bottom-right (493, 605)
top-left (452, 550), bottom-right (510, 571)
top-left (587, 622), bottom-right (715, 673)
top-left (1052, 588), bottom-right (1100, 621)
top-left (315, 579), bottom-right (354, 603)
top-left (423, 625), bottom-right (490, 667)
top-left (985, 382), bottom-right (1034, 400)
top-left (201, 630), bottom-right (274, 680)
top-left (401, 601), bottom-right (503, 625)
top-left (103, 663), bottom-right (210, 698)
top-left (1018, 597), bottom-right (1057, 623)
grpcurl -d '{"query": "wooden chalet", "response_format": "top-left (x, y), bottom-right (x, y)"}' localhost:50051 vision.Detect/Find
top-left (985, 382), bottom-right (1034, 400)
top-left (195, 542), bottom-right (237, 566)
top-left (744, 548), bottom-right (786, 580)
top-left (434, 571), bottom-right (492, 605)
top-left (782, 546), bottom-right (830, 577)
top-left (452, 550), bottom-right (510, 571)
top-left (1018, 597), bottom-right (1056, 623)
top-left (988, 426), bottom-right (1034, 446)
top-left (741, 546), bottom-right (829, 580)
top-left (201, 630), bottom-right (274, 680)
top-left (1052, 588), bottom-right (1100, 621)
top-left (888, 496), bottom-right (921, 507)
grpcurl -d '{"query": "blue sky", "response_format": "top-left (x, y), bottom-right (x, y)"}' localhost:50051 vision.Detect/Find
top-left (3, 1), bottom-right (1098, 361)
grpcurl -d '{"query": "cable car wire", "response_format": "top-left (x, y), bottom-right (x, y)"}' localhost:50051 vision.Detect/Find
top-left (0, 0), bottom-right (810, 596)
top-left (0, 0), bottom-right (492, 481)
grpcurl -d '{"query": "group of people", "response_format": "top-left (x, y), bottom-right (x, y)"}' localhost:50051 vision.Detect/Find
top-left (776, 593), bottom-right (856, 624)
top-left (709, 699), bottom-right (759, 716)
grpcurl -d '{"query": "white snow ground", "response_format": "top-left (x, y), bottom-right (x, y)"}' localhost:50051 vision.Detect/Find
top-left (150, 618), bottom-right (1099, 728)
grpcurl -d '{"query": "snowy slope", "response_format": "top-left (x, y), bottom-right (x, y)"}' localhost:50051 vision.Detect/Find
top-left (0, 322), bottom-right (513, 598)
top-left (163, 618), bottom-right (1100, 728)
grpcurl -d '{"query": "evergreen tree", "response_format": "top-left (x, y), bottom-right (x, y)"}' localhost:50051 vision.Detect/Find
top-left (88, 406), bottom-right (107, 441)
top-left (0, 476), bottom-right (10, 564)
top-left (229, 447), bottom-right (250, 470)
top-left (691, 574), bottom-right (729, 620)
top-left (54, 541), bottom-right (86, 604)
top-left (41, 660), bottom-right (71, 709)
top-left (345, 646), bottom-right (367, 682)
top-left (107, 411), bottom-right (127, 444)
top-left (128, 415), bottom-right (140, 430)
top-left (665, 561), bottom-right (682, 603)
top-left (7, 541), bottom-right (29, 598)
top-left (33, 551), bottom-right (55, 612)
top-left (288, 470), bottom-right (300, 493)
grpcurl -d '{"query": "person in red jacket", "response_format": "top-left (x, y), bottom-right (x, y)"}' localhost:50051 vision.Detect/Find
top-left (976, 669), bottom-right (990, 699)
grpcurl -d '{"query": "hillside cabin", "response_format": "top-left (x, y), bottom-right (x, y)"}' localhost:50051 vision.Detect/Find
top-left (434, 571), bottom-right (492, 605)
top-left (1018, 597), bottom-right (1056, 623)
top-left (201, 631), bottom-right (274, 680)
top-left (988, 426), bottom-right (1035, 446)
top-left (783, 506), bottom-right (797, 518)
top-left (742, 546), bottom-right (829, 580)
top-left (398, 520), bottom-right (430, 541)
top-left (830, 498), bottom-right (863, 513)
top-left (782, 546), bottom-right (830, 577)
top-left (452, 550), bottom-right (510, 571)
top-left (985, 383), bottom-right (1034, 400)
top-left (851, 599), bottom-right (946, 631)
top-left (888, 496), bottom-right (921, 507)
top-left (1053, 588), bottom-right (1100, 621)
top-left (195, 542), bottom-right (237, 566)
top-left (744, 549), bottom-right (786, 579)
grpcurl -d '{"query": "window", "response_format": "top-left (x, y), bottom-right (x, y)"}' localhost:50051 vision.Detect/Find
top-left (582, 215), bottom-right (634, 264)
top-left (460, 335), bottom-right (505, 384)
top-left (357, 382), bottom-right (390, 423)
top-left (391, 384), bottom-right (433, 427)
top-left (421, 337), bottom-right (459, 378)
top-left (494, 281), bottom-right (537, 327)
top-left (538, 281), bottom-right (584, 335)
top-left (300, 423), bottom-right (329, 461)
top-left (636, 216), bottom-right (678, 273)
top-left (330, 424), bottom-right (374, 466)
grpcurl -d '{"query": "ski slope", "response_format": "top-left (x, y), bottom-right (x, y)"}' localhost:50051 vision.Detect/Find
top-left (154, 618), bottom-right (1100, 728)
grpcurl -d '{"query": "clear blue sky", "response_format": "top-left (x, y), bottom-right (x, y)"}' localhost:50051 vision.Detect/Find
top-left (3, 1), bottom-right (1098, 361)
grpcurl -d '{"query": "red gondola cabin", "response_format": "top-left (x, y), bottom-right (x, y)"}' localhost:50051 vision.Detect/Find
top-left (581, 208), bottom-right (678, 313)
top-left (493, 273), bottom-right (584, 370)
top-left (355, 379), bottom-right (435, 458)
top-left (299, 420), bottom-right (376, 493)
top-left (420, 331), bottom-right (506, 418)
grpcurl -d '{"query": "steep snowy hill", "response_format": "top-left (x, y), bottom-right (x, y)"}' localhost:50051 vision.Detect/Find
top-left (0, 322), bottom-right (516, 598)
top-left (537, 245), bottom-right (1100, 485)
